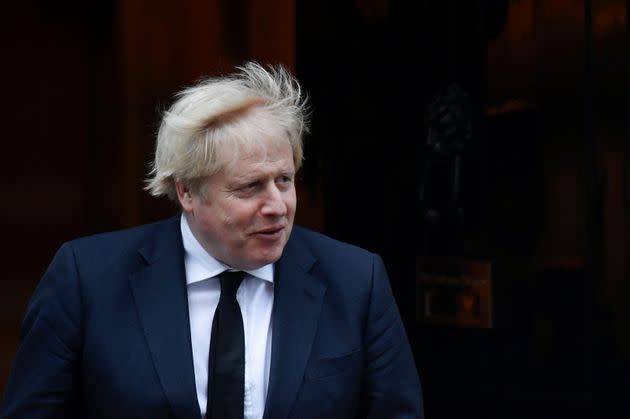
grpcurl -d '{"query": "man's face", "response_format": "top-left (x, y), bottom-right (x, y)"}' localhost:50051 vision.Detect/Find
top-left (178, 135), bottom-right (297, 270)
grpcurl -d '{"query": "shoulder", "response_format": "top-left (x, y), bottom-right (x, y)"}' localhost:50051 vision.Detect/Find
top-left (289, 225), bottom-right (383, 277)
top-left (59, 216), bottom-right (180, 272)
top-left (290, 225), bottom-right (375, 258)
top-left (68, 216), bottom-right (178, 249)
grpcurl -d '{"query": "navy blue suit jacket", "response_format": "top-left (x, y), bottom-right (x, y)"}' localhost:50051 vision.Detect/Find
top-left (1, 216), bottom-right (423, 418)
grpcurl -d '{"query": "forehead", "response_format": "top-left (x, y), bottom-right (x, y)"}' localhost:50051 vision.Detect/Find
top-left (223, 136), bottom-right (294, 174)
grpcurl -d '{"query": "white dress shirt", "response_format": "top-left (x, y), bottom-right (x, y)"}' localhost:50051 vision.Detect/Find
top-left (181, 215), bottom-right (274, 419)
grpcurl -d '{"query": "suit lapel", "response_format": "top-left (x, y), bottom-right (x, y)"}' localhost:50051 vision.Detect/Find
top-left (263, 230), bottom-right (326, 419)
top-left (129, 217), bottom-right (201, 419)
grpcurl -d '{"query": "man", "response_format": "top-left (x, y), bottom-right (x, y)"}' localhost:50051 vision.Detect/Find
top-left (1, 62), bottom-right (423, 418)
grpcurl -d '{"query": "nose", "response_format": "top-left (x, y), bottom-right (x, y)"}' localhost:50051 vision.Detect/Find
top-left (260, 183), bottom-right (287, 216)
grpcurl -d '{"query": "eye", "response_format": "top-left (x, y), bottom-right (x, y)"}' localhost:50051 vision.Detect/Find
top-left (233, 181), bottom-right (261, 197)
top-left (242, 181), bottom-right (260, 191)
top-left (278, 175), bottom-right (290, 183)
top-left (276, 175), bottom-right (293, 188)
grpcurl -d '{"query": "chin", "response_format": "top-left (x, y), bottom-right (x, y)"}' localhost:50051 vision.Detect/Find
top-left (250, 249), bottom-right (284, 268)
top-left (258, 253), bottom-right (283, 266)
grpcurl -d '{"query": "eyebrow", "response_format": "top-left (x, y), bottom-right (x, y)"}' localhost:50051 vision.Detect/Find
top-left (230, 168), bottom-right (295, 184)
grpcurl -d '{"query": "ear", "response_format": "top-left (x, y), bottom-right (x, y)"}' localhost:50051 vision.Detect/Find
top-left (175, 181), bottom-right (194, 212)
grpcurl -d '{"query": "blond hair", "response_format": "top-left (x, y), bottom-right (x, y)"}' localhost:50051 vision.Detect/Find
top-left (145, 62), bottom-right (309, 200)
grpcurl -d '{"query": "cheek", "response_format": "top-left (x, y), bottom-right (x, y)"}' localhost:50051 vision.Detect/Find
top-left (196, 205), bottom-right (231, 232)
top-left (287, 191), bottom-right (297, 214)
top-left (226, 204), bottom-right (259, 228)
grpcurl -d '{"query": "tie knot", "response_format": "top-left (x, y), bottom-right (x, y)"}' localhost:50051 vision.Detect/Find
top-left (218, 270), bottom-right (245, 299)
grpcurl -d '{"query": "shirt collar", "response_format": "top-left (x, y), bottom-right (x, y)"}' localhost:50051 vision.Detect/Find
top-left (180, 214), bottom-right (274, 285)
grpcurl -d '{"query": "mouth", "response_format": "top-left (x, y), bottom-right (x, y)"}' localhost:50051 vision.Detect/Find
top-left (252, 225), bottom-right (285, 240)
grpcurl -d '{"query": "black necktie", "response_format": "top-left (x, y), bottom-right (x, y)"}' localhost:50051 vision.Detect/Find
top-left (208, 270), bottom-right (246, 419)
